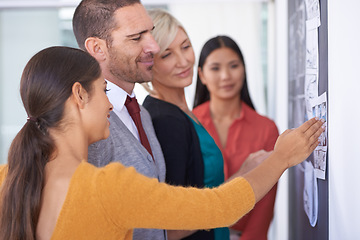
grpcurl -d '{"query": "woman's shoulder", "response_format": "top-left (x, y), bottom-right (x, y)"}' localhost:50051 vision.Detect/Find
top-left (241, 105), bottom-right (279, 138)
top-left (192, 101), bottom-right (210, 119)
top-left (144, 96), bottom-right (182, 115)
top-left (0, 164), bottom-right (8, 185)
top-left (69, 162), bottom-right (142, 195)
top-left (143, 95), bottom-right (192, 125)
top-left (77, 161), bottom-right (139, 179)
top-left (243, 103), bottom-right (276, 126)
top-left (73, 161), bottom-right (161, 199)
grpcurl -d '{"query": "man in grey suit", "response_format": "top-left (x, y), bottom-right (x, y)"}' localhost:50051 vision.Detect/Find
top-left (73, 0), bottom-right (167, 239)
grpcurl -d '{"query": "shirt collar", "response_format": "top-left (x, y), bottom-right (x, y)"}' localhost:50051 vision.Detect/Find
top-left (236, 102), bottom-right (250, 122)
top-left (106, 80), bottom-right (135, 112)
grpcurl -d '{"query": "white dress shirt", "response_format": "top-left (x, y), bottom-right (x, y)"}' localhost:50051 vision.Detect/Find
top-left (106, 80), bottom-right (140, 141)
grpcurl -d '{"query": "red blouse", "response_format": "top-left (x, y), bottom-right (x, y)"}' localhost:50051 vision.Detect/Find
top-left (193, 101), bottom-right (279, 240)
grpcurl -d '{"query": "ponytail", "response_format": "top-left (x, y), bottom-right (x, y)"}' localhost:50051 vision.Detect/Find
top-left (0, 119), bottom-right (54, 240)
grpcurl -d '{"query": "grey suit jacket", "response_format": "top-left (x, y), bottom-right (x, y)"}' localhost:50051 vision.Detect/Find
top-left (88, 106), bottom-right (167, 240)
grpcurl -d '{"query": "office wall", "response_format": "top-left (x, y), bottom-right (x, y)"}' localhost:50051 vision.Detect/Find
top-left (0, 2), bottom-right (270, 163)
top-left (328, 0), bottom-right (360, 239)
top-left (272, 0), bottom-right (289, 239)
top-left (283, 0), bottom-right (360, 238)
top-left (287, 0), bottom-right (329, 238)
top-left (0, 10), bottom-right (61, 162)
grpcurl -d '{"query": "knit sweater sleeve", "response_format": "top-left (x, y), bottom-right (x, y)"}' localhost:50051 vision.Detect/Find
top-left (95, 162), bottom-right (255, 230)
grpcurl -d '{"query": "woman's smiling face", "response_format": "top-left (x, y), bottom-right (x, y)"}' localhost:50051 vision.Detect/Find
top-left (152, 28), bottom-right (195, 90)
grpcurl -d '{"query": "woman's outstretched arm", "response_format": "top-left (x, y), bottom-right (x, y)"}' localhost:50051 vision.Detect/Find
top-left (243, 117), bottom-right (325, 202)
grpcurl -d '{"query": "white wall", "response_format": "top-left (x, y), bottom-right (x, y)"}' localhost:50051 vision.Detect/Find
top-left (271, 0), bottom-right (289, 239)
top-left (0, 10), bottom-right (61, 162)
top-left (328, 0), bottom-right (360, 239)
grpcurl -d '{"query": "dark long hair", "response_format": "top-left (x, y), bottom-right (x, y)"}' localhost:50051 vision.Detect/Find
top-left (193, 35), bottom-right (255, 110)
top-left (0, 46), bottom-right (101, 240)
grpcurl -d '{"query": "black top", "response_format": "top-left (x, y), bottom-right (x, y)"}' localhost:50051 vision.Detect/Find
top-left (143, 95), bottom-right (214, 240)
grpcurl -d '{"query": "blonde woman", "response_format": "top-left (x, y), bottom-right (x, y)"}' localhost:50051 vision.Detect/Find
top-left (142, 9), bottom-right (225, 239)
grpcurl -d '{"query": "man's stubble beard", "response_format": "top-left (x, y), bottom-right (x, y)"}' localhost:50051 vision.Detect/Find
top-left (108, 48), bottom-right (154, 84)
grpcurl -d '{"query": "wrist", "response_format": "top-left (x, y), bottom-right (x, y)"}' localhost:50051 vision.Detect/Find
top-left (266, 151), bottom-right (289, 173)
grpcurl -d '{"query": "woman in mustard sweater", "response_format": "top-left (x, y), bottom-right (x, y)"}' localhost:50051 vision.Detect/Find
top-left (0, 46), bottom-right (324, 240)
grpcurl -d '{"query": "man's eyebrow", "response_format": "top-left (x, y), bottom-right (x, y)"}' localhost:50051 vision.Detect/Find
top-left (126, 26), bottom-right (155, 38)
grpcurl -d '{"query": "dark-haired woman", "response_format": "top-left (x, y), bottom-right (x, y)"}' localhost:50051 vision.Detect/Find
top-left (193, 36), bottom-right (279, 240)
top-left (0, 46), bottom-right (324, 240)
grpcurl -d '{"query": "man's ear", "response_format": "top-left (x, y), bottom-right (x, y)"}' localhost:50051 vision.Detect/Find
top-left (198, 67), bottom-right (207, 85)
top-left (84, 37), bottom-right (108, 62)
top-left (71, 82), bottom-right (89, 109)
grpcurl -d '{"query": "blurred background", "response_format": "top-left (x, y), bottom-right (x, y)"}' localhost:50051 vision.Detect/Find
top-left (0, 0), bottom-right (278, 161)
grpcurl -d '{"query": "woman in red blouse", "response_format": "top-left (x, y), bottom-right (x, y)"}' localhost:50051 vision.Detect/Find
top-left (193, 35), bottom-right (279, 240)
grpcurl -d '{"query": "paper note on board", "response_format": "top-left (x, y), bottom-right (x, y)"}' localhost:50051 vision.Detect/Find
top-left (308, 92), bottom-right (327, 180)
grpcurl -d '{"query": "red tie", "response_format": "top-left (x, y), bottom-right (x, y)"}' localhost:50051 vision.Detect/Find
top-left (125, 96), bottom-right (154, 160)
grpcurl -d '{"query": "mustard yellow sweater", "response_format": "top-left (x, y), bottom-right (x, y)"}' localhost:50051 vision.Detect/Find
top-left (0, 161), bottom-right (255, 240)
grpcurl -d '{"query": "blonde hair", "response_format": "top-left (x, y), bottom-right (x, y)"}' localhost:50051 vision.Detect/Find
top-left (148, 8), bottom-right (185, 54)
top-left (143, 8), bottom-right (187, 94)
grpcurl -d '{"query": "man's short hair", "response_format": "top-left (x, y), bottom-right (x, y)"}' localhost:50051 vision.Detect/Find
top-left (73, 0), bottom-right (141, 50)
